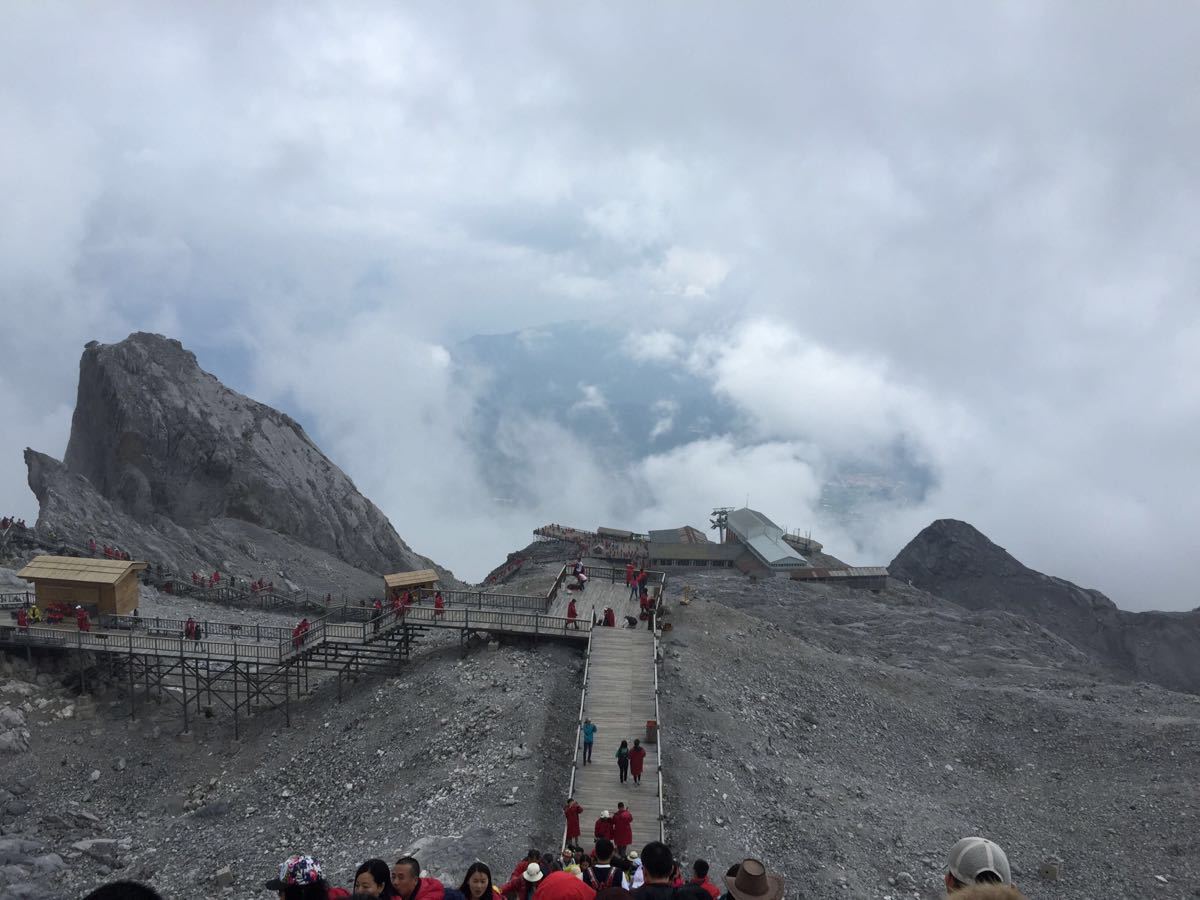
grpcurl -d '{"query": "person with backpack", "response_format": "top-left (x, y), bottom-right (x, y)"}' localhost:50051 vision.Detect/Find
top-left (583, 839), bottom-right (622, 891)
top-left (628, 739), bottom-right (646, 786)
top-left (616, 740), bottom-right (630, 783)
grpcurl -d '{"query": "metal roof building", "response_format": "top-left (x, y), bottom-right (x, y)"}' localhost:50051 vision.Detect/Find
top-left (647, 542), bottom-right (743, 568)
top-left (724, 508), bottom-right (809, 571)
top-left (647, 526), bottom-right (710, 545)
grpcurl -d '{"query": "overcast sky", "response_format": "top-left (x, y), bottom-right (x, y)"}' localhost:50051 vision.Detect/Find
top-left (1, 2), bottom-right (1197, 609)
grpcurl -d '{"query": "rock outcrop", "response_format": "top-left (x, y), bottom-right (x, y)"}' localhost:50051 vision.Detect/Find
top-left (890, 519), bottom-right (1200, 693)
top-left (25, 333), bottom-right (449, 593)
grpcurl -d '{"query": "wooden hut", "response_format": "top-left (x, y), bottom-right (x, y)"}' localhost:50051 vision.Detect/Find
top-left (17, 555), bottom-right (148, 617)
top-left (383, 569), bottom-right (439, 598)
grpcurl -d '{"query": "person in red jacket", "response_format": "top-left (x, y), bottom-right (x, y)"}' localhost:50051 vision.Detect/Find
top-left (391, 856), bottom-right (447, 900)
top-left (508, 851), bottom-right (541, 884)
top-left (566, 598), bottom-right (579, 630)
top-left (625, 560), bottom-right (634, 585)
top-left (612, 802), bottom-right (634, 856)
top-left (689, 860), bottom-right (720, 899)
top-left (75, 606), bottom-right (91, 633)
top-left (496, 862), bottom-right (542, 900)
top-left (525, 871), bottom-right (590, 900)
top-left (628, 738), bottom-right (647, 786)
top-left (433, 592), bottom-right (445, 618)
top-left (594, 810), bottom-right (615, 844)
top-left (563, 797), bottom-right (584, 850)
top-left (15, 607), bottom-right (27, 632)
top-left (603, 607), bottom-right (616, 627)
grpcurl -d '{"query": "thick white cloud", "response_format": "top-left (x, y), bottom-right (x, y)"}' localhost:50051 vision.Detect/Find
top-left (0, 2), bottom-right (1197, 607)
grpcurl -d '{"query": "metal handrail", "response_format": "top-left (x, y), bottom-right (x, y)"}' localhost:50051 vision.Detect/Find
top-left (0, 592), bottom-right (31, 610)
top-left (1, 623), bottom-right (291, 664)
top-left (562, 626), bottom-right (595, 851)
top-left (653, 622), bottom-right (666, 841)
top-left (100, 613), bottom-right (294, 643)
top-left (414, 588), bottom-right (546, 613)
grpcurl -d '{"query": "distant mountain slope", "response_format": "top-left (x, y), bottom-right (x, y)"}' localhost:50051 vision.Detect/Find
top-left (25, 332), bottom-right (449, 589)
top-left (890, 519), bottom-right (1200, 693)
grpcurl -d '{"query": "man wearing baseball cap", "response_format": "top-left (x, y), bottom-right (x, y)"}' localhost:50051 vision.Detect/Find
top-left (945, 837), bottom-right (1012, 893)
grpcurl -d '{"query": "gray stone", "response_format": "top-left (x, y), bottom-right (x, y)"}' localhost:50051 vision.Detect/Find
top-left (0, 731), bottom-right (29, 754)
top-left (0, 839), bottom-right (43, 862)
top-left (214, 865), bottom-right (234, 887)
top-left (31, 854), bottom-right (65, 875)
top-left (0, 708), bottom-right (25, 729)
top-left (4, 800), bottom-right (29, 817)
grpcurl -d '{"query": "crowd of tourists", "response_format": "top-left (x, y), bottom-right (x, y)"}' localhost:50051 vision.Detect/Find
top-left (0, 516), bottom-right (27, 530)
top-left (78, 835), bottom-right (1025, 900)
top-left (86, 538), bottom-right (134, 560)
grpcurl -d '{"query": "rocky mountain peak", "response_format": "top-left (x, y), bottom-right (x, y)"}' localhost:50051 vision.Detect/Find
top-left (889, 518), bottom-right (1030, 582)
top-left (27, 332), bottom-right (445, 584)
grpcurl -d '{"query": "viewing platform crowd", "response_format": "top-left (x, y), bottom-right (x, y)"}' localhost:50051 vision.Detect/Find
top-left (77, 835), bottom-right (1025, 900)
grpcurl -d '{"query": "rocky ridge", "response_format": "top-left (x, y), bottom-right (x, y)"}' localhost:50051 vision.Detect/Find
top-left (890, 519), bottom-right (1200, 694)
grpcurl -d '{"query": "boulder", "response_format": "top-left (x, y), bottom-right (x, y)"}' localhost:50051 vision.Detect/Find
top-left (0, 839), bottom-right (45, 865)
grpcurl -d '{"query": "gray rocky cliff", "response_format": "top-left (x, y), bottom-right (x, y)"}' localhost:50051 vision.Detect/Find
top-left (890, 518), bottom-right (1200, 693)
top-left (25, 333), bottom-right (451, 592)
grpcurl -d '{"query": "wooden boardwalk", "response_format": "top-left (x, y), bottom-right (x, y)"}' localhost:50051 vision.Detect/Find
top-left (567, 608), bottom-right (663, 852)
top-left (0, 597), bottom-right (589, 668)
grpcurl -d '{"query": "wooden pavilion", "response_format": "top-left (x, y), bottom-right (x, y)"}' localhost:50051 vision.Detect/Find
top-left (17, 555), bottom-right (148, 616)
top-left (382, 568), bottom-right (439, 598)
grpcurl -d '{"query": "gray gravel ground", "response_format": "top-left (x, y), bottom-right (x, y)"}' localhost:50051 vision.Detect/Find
top-left (0, 564), bottom-right (1198, 899)
top-left (657, 569), bottom-right (1200, 899)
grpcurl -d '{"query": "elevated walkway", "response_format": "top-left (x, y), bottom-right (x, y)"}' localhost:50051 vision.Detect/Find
top-left (569, 627), bottom-right (662, 850)
top-left (0, 594), bottom-right (588, 739)
top-left (563, 565), bottom-right (668, 852)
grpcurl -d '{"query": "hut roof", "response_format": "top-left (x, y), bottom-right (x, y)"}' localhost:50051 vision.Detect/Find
top-left (17, 555), bottom-right (147, 586)
top-left (383, 569), bottom-right (439, 590)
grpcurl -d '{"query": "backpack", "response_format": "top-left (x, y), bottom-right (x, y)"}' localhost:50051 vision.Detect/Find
top-left (584, 866), bottom-right (622, 890)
